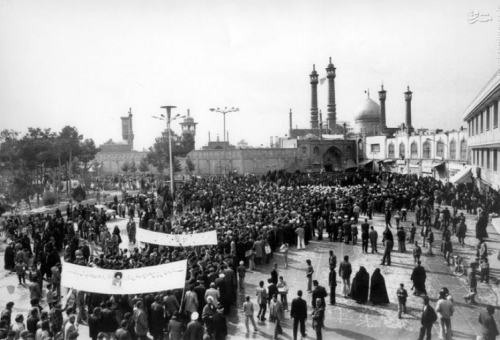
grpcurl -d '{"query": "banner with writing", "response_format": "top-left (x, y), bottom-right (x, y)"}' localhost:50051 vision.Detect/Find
top-left (137, 228), bottom-right (217, 247)
top-left (61, 260), bottom-right (187, 294)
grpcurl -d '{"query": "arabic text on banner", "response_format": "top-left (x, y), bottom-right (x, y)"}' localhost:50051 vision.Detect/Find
top-left (136, 228), bottom-right (217, 246)
top-left (61, 260), bottom-right (187, 294)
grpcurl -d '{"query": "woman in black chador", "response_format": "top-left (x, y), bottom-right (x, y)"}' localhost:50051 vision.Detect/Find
top-left (351, 266), bottom-right (370, 304)
top-left (369, 268), bottom-right (390, 305)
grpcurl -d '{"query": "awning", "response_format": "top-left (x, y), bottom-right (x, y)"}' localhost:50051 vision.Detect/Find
top-left (449, 165), bottom-right (473, 184)
top-left (359, 160), bottom-right (373, 166)
top-left (383, 159), bottom-right (396, 163)
top-left (396, 160), bottom-right (406, 165)
top-left (432, 161), bottom-right (445, 168)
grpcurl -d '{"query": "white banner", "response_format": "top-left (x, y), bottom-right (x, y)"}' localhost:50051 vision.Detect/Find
top-left (61, 260), bottom-right (187, 294)
top-left (137, 228), bottom-right (218, 247)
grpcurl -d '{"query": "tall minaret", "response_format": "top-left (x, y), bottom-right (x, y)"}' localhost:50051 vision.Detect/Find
top-left (289, 109), bottom-right (293, 138)
top-left (405, 85), bottom-right (413, 133)
top-left (378, 85), bottom-right (387, 134)
top-left (128, 108), bottom-right (134, 149)
top-left (310, 64), bottom-right (319, 129)
top-left (326, 57), bottom-right (337, 133)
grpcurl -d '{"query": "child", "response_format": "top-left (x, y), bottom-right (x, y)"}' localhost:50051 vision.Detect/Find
top-left (396, 283), bottom-right (408, 318)
top-left (15, 262), bottom-right (26, 285)
top-left (46, 284), bottom-right (54, 309)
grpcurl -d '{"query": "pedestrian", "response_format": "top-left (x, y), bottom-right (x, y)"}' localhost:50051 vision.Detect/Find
top-left (396, 283), bottom-right (408, 319)
top-left (270, 295), bottom-right (284, 340)
top-left (361, 219), bottom-right (369, 253)
top-left (351, 266), bottom-right (369, 304)
top-left (114, 320), bottom-right (131, 340)
top-left (427, 229), bottom-right (434, 255)
top-left (184, 312), bottom-right (204, 340)
top-left (339, 256), bottom-right (352, 298)
top-left (311, 298), bottom-right (325, 340)
top-left (271, 263), bottom-right (279, 285)
top-left (418, 296), bottom-right (437, 340)
top-left (256, 281), bottom-right (268, 322)
top-left (411, 261), bottom-right (427, 296)
top-left (328, 265), bottom-right (337, 305)
top-left (242, 296), bottom-right (259, 334)
top-left (480, 258), bottom-right (490, 284)
top-left (311, 280), bottom-right (328, 308)
top-left (464, 264), bottom-right (478, 304)
top-left (295, 226), bottom-right (305, 250)
top-left (456, 221), bottom-right (467, 246)
top-left (369, 226), bottom-right (378, 253)
top-left (478, 305), bottom-right (499, 340)
top-left (396, 227), bottom-right (406, 253)
top-left (88, 308), bottom-right (101, 340)
top-left (132, 301), bottom-right (148, 340)
top-left (413, 241), bottom-right (422, 265)
top-left (306, 260), bottom-right (314, 292)
top-left (276, 276), bottom-right (289, 311)
top-left (167, 311), bottom-right (183, 340)
top-left (409, 223), bottom-right (416, 244)
top-left (212, 304), bottom-right (228, 340)
top-left (351, 220), bottom-right (358, 245)
top-left (381, 227), bottom-right (393, 266)
top-left (281, 243), bottom-right (289, 268)
top-left (237, 261), bottom-right (246, 290)
top-left (441, 237), bottom-right (453, 266)
top-left (436, 290), bottom-right (454, 340)
top-left (290, 290), bottom-right (307, 340)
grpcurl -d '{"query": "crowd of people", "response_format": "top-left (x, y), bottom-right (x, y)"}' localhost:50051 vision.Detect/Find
top-left (1, 170), bottom-right (500, 340)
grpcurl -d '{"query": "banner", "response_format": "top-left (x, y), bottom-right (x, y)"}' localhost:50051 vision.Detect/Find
top-left (61, 260), bottom-right (187, 294)
top-left (137, 228), bottom-right (217, 247)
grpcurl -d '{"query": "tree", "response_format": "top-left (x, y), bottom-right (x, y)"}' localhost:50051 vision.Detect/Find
top-left (121, 161), bottom-right (130, 173)
top-left (72, 185), bottom-right (86, 203)
top-left (185, 157), bottom-right (195, 173)
top-left (0, 129), bottom-right (20, 173)
top-left (79, 139), bottom-right (100, 172)
top-left (180, 133), bottom-right (195, 155)
top-left (8, 171), bottom-right (36, 209)
top-left (129, 160), bottom-right (137, 173)
top-left (173, 157), bottom-right (182, 173)
top-left (43, 191), bottom-right (57, 206)
top-left (138, 157), bottom-right (149, 173)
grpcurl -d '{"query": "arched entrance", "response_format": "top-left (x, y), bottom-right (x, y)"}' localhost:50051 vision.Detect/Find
top-left (323, 146), bottom-right (342, 172)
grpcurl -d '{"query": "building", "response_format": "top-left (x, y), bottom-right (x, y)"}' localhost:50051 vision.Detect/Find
top-left (463, 72), bottom-right (500, 191)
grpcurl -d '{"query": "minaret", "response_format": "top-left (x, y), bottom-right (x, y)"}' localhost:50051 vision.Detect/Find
top-left (180, 109), bottom-right (198, 137)
top-left (378, 85), bottom-right (387, 134)
top-left (289, 109), bottom-right (293, 138)
top-left (326, 57), bottom-right (337, 133)
top-left (310, 64), bottom-right (319, 129)
top-left (405, 85), bottom-right (413, 133)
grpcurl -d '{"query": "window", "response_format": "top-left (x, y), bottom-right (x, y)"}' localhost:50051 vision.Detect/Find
top-left (346, 146), bottom-right (352, 158)
top-left (388, 143), bottom-right (395, 158)
top-left (476, 115), bottom-right (479, 135)
top-left (371, 144), bottom-right (380, 153)
top-left (313, 146), bottom-right (319, 156)
top-left (399, 143), bottom-right (405, 159)
top-left (302, 146), bottom-right (307, 154)
top-left (481, 112), bottom-right (484, 133)
top-left (449, 140), bottom-right (456, 160)
top-left (436, 141), bottom-right (445, 158)
top-left (469, 121), bottom-right (472, 136)
top-left (487, 149), bottom-right (491, 169)
top-left (495, 102), bottom-right (499, 128)
top-left (486, 107), bottom-right (491, 131)
top-left (411, 142), bottom-right (418, 158)
top-left (495, 150), bottom-right (498, 172)
top-left (481, 149), bottom-right (484, 167)
top-left (423, 141), bottom-right (431, 158)
top-left (460, 140), bottom-right (467, 160)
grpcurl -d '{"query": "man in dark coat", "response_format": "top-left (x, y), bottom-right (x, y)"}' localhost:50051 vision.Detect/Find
top-left (411, 261), bottom-right (427, 296)
top-left (311, 280), bottom-right (328, 308)
top-left (476, 211), bottom-right (489, 240)
top-left (381, 227), bottom-right (393, 266)
top-left (478, 305), bottom-right (499, 340)
top-left (184, 312), bottom-right (204, 340)
top-left (418, 296), bottom-right (437, 340)
top-left (149, 296), bottom-right (165, 340)
top-left (216, 273), bottom-right (230, 314)
top-left (212, 304), bottom-right (228, 340)
top-left (290, 290), bottom-right (307, 340)
top-left (88, 307), bottom-right (102, 340)
top-left (270, 263), bottom-right (279, 285)
top-left (328, 265), bottom-right (337, 305)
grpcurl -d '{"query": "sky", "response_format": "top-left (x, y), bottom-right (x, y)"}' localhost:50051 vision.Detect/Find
top-left (0, 0), bottom-right (497, 151)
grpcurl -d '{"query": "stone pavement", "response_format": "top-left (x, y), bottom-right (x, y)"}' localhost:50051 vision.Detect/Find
top-left (1, 204), bottom-right (500, 340)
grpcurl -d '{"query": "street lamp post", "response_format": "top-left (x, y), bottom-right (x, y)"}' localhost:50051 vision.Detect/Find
top-left (209, 107), bottom-right (239, 176)
top-left (152, 106), bottom-right (185, 201)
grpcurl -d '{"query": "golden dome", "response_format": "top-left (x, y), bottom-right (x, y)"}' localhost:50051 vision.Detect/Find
top-left (355, 97), bottom-right (380, 121)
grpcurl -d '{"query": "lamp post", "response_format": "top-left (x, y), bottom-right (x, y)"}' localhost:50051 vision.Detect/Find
top-left (319, 110), bottom-right (324, 173)
top-left (152, 106), bottom-right (185, 200)
top-left (209, 107), bottom-right (239, 176)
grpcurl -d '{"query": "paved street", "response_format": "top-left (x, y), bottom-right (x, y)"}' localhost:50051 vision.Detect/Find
top-left (1, 204), bottom-right (500, 340)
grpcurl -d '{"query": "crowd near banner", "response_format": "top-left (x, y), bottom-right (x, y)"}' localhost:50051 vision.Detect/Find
top-left (137, 228), bottom-right (218, 247)
top-left (61, 260), bottom-right (187, 294)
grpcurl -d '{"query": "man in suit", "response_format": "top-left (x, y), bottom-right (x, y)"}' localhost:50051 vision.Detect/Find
top-left (311, 280), bottom-right (328, 308)
top-left (418, 296), bottom-right (437, 340)
top-left (339, 256), bottom-right (352, 298)
top-left (328, 265), bottom-right (337, 305)
top-left (290, 290), bottom-right (307, 340)
top-left (270, 263), bottom-right (279, 285)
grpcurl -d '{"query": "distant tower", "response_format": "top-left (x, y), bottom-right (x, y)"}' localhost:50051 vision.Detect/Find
top-left (289, 109), bottom-right (293, 137)
top-left (310, 64), bottom-right (319, 129)
top-left (121, 108), bottom-right (134, 150)
top-left (180, 109), bottom-right (198, 137)
top-left (404, 86), bottom-right (413, 133)
top-left (326, 57), bottom-right (337, 133)
top-left (378, 85), bottom-right (387, 134)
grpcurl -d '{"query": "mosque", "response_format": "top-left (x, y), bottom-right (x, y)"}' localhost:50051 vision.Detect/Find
top-left (189, 58), bottom-right (469, 181)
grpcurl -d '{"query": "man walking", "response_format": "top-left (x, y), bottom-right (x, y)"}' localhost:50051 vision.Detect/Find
top-left (328, 265), bottom-right (337, 305)
top-left (290, 290), bottom-right (307, 340)
top-left (478, 305), bottom-right (499, 340)
top-left (361, 219), bottom-right (369, 253)
top-left (242, 296), bottom-right (259, 334)
top-left (418, 296), bottom-right (437, 340)
top-left (396, 283), bottom-right (408, 319)
top-left (369, 226), bottom-right (378, 253)
top-left (381, 227), bottom-right (393, 266)
top-left (436, 291), bottom-right (454, 340)
top-left (270, 295), bottom-right (284, 340)
top-left (339, 256), bottom-right (352, 298)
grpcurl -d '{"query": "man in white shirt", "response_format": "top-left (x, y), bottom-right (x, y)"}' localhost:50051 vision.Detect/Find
top-left (436, 291), bottom-right (454, 340)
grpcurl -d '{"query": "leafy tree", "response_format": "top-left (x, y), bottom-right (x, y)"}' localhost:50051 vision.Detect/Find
top-left (72, 185), bottom-right (86, 203)
top-left (0, 129), bottom-right (20, 172)
top-left (43, 191), bottom-right (57, 206)
top-left (185, 157), bottom-right (195, 173)
top-left (129, 160), bottom-right (137, 173)
top-left (79, 139), bottom-right (100, 172)
top-left (146, 145), bottom-right (165, 175)
top-left (138, 157), bottom-right (149, 173)
top-left (8, 171), bottom-right (36, 209)
top-left (173, 157), bottom-right (182, 173)
top-left (121, 161), bottom-right (130, 173)
top-left (180, 133), bottom-right (195, 155)
top-left (0, 203), bottom-right (6, 217)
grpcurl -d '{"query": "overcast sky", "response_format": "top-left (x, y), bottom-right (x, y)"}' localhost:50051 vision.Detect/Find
top-left (0, 0), bottom-right (497, 151)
